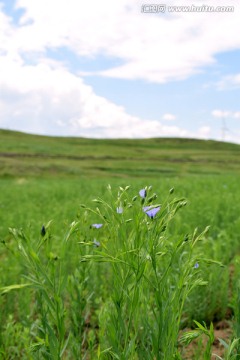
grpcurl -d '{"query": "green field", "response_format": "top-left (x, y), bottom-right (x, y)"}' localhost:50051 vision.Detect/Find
top-left (1, 129), bottom-right (240, 359)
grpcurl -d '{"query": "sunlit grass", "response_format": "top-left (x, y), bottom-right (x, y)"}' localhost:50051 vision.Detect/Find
top-left (1, 130), bottom-right (240, 358)
top-left (1, 179), bottom-right (240, 358)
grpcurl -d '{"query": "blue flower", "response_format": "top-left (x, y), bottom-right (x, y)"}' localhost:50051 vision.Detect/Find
top-left (139, 189), bottom-right (147, 198)
top-left (194, 262), bottom-right (199, 269)
top-left (92, 224), bottom-right (103, 229)
top-left (143, 206), bottom-right (161, 219)
top-left (116, 207), bottom-right (123, 214)
top-left (93, 239), bottom-right (100, 247)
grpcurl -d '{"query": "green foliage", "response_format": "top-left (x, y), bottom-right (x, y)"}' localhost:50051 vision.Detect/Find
top-left (180, 321), bottom-right (215, 360)
top-left (0, 130), bottom-right (240, 358)
top-left (0, 315), bottom-right (32, 359)
top-left (214, 338), bottom-right (240, 360)
top-left (78, 185), bottom-right (210, 359)
top-left (0, 184), bottom-right (231, 359)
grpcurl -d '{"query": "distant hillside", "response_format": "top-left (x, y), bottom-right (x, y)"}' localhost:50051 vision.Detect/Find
top-left (0, 129), bottom-right (240, 178)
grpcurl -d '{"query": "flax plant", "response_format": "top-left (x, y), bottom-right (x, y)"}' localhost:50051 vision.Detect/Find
top-left (80, 185), bottom-right (209, 359)
top-left (2, 221), bottom-right (80, 359)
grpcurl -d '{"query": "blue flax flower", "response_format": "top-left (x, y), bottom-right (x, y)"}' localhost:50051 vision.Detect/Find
top-left (92, 224), bottom-right (103, 229)
top-left (93, 239), bottom-right (100, 247)
top-left (139, 189), bottom-right (147, 198)
top-left (116, 207), bottom-right (123, 214)
top-left (143, 206), bottom-right (161, 219)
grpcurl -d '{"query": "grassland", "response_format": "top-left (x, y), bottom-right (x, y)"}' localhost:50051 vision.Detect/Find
top-left (1, 129), bottom-right (240, 359)
top-left (1, 129), bottom-right (240, 178)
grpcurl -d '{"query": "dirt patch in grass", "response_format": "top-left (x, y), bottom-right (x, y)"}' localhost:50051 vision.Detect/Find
top-left (180, 320), bottom-right (233, 359)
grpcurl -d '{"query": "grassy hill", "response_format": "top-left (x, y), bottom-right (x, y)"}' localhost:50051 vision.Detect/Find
top-left (0, 129), bottom-right (240, 178)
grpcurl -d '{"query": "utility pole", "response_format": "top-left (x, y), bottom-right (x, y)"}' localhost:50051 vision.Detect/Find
top-left (221, 117), bottom-right (228, 141)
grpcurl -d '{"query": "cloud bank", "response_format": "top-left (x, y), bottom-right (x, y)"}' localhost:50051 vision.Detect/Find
top-left (0, 0), bottom-right (240, 139)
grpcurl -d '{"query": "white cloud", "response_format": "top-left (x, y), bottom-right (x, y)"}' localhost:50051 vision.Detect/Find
top-left (162, 113), bottom-right (176, 121)
top-left (0, 54), bottom-right (190, 138)
top-left (233, 112), bottom-right (240, 119)
top-left (0, 0), bottom-right (240, 141)
top-left (212, 110), bottom-right (231, 118)
top-left (216, 73), bottom-right (240, 90)
top-left (0, 55), bottom-right (210, 139)
top-left (212, 110), bottom-right (240, 119)
top-left (198, 126), bottom-right (211, 139)
top-left (4, 0), bottom-right (239, 84)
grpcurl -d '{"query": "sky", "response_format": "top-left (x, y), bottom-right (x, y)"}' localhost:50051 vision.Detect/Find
top-left (0, 0), bottom-right (240, 142)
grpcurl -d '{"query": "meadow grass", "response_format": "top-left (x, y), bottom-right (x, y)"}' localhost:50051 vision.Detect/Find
top-left (0, 182), bottom-right (205, 358)
top-left (1, 175), bottom-right (240, 358)
top-left (1, 130), bottom-right (240, 358)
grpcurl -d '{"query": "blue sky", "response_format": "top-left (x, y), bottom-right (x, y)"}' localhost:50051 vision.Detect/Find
top-left (0, 0), bottom-right (240, 142)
